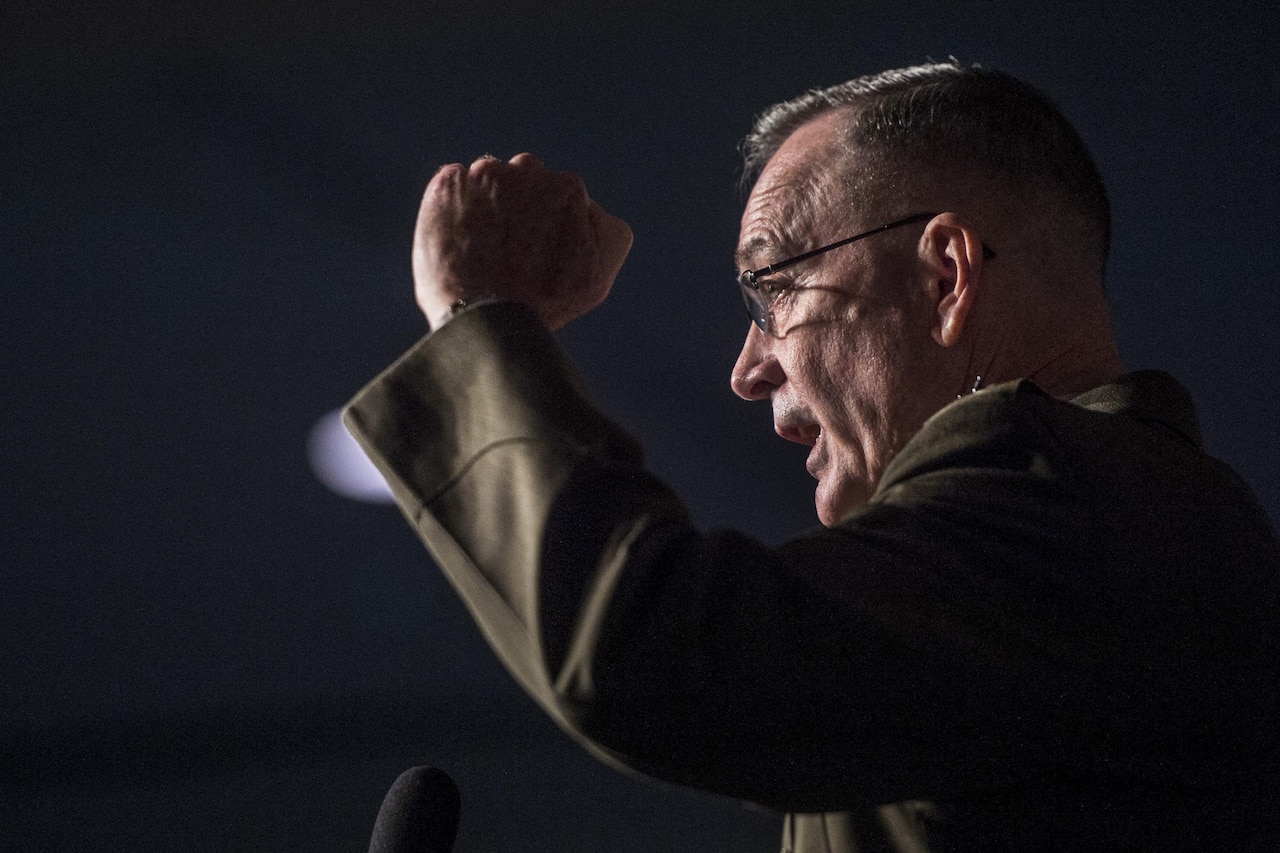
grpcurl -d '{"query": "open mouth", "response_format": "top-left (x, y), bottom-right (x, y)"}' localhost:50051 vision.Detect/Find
top-left (805, 428), bottom-right (824, 479)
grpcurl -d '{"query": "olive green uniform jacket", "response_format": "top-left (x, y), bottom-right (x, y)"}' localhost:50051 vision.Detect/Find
top-left (346, 302), bottom-right (1280, 852)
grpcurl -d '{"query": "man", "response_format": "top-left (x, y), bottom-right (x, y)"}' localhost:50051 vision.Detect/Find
top-left (346, 63), bottom-right (1280, 851)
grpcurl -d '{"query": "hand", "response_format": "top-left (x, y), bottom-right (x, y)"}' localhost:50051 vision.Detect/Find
top-left (412, 153), bottom-right (633, 331)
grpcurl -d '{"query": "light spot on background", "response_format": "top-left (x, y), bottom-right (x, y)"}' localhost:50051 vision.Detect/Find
top-left (308, 408), bottom-right (394, 503)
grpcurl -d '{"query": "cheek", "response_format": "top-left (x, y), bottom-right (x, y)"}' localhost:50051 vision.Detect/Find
top-left (799, 336), bottom-right (879, 432)
top-left (829, 331), bottom-right (905, 440)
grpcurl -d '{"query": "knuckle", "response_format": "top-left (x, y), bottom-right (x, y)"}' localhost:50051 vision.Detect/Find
top-left (433, 162), bottom-right (465, 181)
top-left (558, 170), bottom-right (588, 202)
top-left (426, 163), bottom-right (464, 196)
top-left (469, 154), bottom-right (504, 176)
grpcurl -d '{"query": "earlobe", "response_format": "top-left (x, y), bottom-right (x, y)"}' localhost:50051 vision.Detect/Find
top-left (936, 285), bottom-right (972, 347)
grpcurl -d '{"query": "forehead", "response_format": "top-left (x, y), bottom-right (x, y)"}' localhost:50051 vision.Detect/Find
top-left (737, 110), bottom-right (857, 267)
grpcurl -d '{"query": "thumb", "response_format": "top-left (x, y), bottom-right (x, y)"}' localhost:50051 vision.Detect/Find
top-left (590, 202), bottom-right (634, 287)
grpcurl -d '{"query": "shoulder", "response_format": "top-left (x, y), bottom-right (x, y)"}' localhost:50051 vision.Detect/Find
top-left (875, 379), bottom-right (1069, 495)
top-left (877, 371), bottom-right (1207, 497)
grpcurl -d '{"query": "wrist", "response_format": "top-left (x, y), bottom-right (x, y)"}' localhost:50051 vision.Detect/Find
top-left (429, 291), bottom-right (500, 331)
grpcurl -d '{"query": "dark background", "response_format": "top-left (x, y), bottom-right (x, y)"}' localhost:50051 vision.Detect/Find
top-left (4, 1), bottom-right (1277, 850)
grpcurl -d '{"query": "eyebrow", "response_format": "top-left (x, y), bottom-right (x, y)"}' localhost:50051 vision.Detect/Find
top-left (735, 234), bottom-right (789, 271)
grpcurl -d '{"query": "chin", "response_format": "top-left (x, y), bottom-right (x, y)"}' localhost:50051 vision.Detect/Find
top-left (817, 504), bottom-right (855, 528)
top-left (815, 480), bottom-right (871, 527)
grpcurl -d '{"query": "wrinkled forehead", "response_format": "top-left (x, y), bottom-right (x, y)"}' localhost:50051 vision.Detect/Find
top-left (736, 112), bottom-right (859, 268)
top-left (736, 175), bottom-right (823, 268)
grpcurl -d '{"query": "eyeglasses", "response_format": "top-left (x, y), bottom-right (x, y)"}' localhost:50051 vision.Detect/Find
top-left (736, 212), bottom-right (996, 332)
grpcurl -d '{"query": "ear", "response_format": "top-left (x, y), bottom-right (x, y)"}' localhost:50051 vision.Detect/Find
top-left (920, 213), bottom-right (986, 347)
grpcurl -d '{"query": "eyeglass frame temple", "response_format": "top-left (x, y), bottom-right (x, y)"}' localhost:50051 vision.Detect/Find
top-left (739, 212), bottom-right (996, 288)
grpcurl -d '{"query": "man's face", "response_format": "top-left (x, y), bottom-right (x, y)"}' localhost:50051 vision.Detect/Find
top-left (731, 112), bottom-right (950, 526)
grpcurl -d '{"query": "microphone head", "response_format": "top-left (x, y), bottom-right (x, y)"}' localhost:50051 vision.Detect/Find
top-left (368, 766), bottom-right (461, 853)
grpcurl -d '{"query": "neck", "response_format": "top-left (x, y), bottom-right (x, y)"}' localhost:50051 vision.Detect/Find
top-left (966, 327), bottom-right (1126, 400)
top-left (1025, 346), bottom-right (1127, 398)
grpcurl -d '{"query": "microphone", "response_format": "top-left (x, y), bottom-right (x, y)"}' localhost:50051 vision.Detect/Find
top-left (368, 766), bottom-right (461, 853)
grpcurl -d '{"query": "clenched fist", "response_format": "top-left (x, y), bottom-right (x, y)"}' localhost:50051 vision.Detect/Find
top-left (412, 153), bottom-right (633, 331)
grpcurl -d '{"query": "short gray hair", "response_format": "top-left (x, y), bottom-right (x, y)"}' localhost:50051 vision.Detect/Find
top-left (742, 61), bottom-right (1111, 260)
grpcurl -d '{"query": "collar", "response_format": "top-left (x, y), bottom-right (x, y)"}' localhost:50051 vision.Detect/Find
top-left (1070, 370), bottom-right (1203, 449)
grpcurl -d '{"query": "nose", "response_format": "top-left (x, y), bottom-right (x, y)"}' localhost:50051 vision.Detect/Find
top-left (731, 324), bottom-right (785, 401)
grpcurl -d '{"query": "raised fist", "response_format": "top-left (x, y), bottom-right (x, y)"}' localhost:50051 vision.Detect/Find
top-left (412, 153), bottom-right (633, 331)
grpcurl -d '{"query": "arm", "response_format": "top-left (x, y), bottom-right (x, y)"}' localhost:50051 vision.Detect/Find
top-left (347, 155), bottom-right (1085, 811)
top-left (346, 301), bottom-right (1076, 812)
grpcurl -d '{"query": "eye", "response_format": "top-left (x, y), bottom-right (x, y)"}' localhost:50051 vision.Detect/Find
top-left (758, 275), bottom-right (794, 298)
top-left (769, 277), bottom-right (801, 305)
